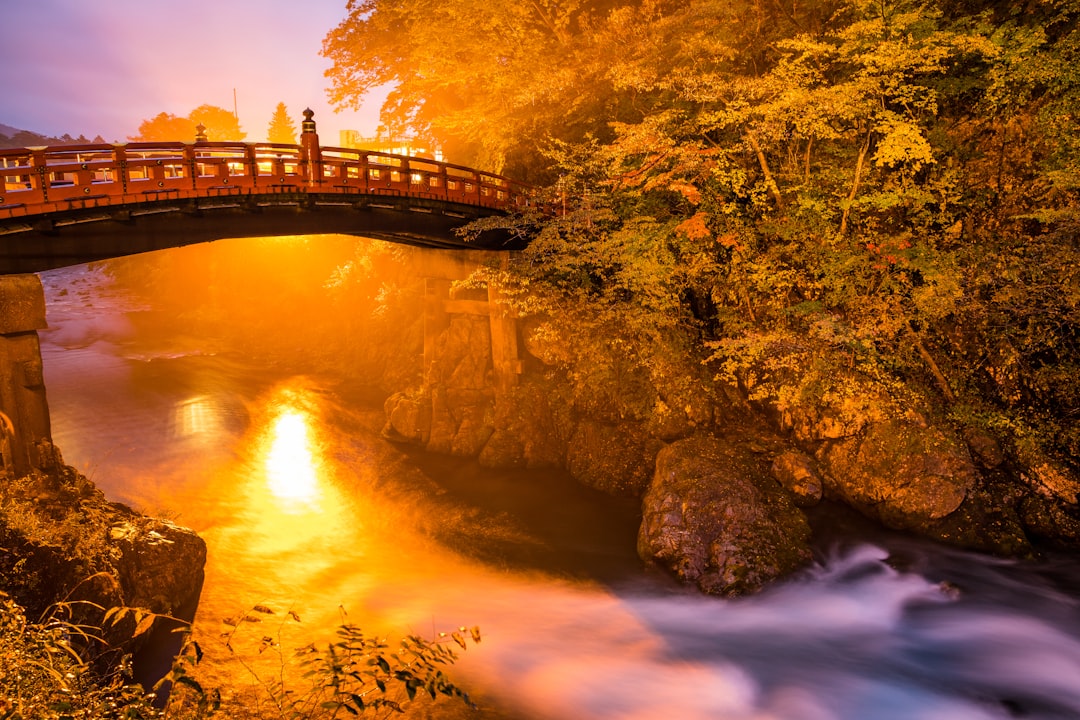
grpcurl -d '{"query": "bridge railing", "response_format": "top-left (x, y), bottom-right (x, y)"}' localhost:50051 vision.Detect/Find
top-left (0, 138), bottom-right (536, 220)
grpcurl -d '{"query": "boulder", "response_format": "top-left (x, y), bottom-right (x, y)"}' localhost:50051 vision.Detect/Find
top-left (1019, 495), bottom-right (1080, 549)
top-left (817, 420), bottom-right (978, 531)
top-left (0, 466), bottom-right (206, 675)
top-left (382, 391), bottom-right (431, 444)
top-left (108, 511), bottom-right (207, 619)
top-left (638, 436), bottom-right (813, 596)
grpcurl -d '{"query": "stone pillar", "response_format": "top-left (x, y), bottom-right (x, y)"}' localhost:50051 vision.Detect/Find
top-left (423, 277), bottom-right (452, 375)
top-left (487, 282), bottom-right (520, 401)
top-left (0, 274), bottom-right (52, 477)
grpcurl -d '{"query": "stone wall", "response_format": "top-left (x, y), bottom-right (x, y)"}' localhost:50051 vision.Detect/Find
top-left (0, 274), bottom-right (52, 477)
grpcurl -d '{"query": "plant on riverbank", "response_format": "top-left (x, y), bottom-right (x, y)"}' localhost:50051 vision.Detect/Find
top-left (165, 604), bottom-right (479, 720)
top-left (0, 592), bottom-right (160, 719)
top-left (0, 592), bottom-right (480, 720)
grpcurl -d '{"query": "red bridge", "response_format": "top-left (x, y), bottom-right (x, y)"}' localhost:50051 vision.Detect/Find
top-left (0, 110), bottom-right (534, 274)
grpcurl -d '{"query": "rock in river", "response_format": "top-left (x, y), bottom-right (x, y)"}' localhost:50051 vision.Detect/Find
top-left (638, 436), bottom-right (813, 596)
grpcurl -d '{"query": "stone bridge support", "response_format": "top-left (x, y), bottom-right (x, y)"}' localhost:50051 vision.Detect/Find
top-left (0, 275), bottom-right (52, 478)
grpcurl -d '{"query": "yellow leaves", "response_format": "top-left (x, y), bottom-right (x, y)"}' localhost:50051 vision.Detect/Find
top-left (873, 116), bottom-right (935, 170)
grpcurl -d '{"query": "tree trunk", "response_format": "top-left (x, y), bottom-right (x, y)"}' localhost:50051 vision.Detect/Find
top-left (840, 130), bottom-right (872, 235)
top-left (747, 132), bottom-right (784, 210)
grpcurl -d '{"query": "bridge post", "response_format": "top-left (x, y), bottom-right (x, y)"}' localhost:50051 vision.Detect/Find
top-left (112, 144), bottom-right (129, 194)
top-left (28, 148), bottom-right (47, 203)
top-left (183, 144), bottom-right (198, 191)
top-left (0, 275), bottom-right (53, 478)
top-left (300, 108), bottom-right (322, 188)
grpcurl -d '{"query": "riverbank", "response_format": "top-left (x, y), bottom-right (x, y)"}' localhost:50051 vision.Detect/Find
top-left (26, 257), bottom-right (1080, 719)
top-left (0, 447), bottom-right (206, 715)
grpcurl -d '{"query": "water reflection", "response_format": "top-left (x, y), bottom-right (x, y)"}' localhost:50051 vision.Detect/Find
top-left (265, 409), bottom-right (320, 508)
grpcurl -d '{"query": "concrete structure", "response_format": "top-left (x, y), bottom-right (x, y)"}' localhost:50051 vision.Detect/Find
top-left (0, 274), bottom-right (51, 477)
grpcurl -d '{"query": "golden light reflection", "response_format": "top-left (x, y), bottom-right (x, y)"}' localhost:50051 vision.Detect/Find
top-left (265, 408), bottom-right (321, 508)
top-left (175, 395), bottom-right (215, 436)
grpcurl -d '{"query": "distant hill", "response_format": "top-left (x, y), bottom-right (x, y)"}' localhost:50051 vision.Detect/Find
top-left (0, 122), bottom-right (26, 138)
top-left (0, 123), bottom-right (105, 149)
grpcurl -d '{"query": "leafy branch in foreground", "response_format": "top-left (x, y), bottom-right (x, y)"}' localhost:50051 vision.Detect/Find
top-left (0, 591), bottom-right (480, 720)
top-left (173, 603), bottom-right (480, 719)
top-left (298, 622), bottom-right (480, 716)
top-left (0, 591), bottom-right (163, 720)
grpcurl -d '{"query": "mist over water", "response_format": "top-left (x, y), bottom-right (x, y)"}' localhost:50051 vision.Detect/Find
top-left (39, 260), bottom-right (1080, 720)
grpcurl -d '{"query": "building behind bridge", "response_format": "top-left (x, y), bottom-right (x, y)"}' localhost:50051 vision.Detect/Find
top-left (337, 130), bottom-right (443, 162)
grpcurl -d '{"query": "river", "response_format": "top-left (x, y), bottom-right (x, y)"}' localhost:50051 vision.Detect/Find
top-left (38, 257), bottom-right (1080, 720)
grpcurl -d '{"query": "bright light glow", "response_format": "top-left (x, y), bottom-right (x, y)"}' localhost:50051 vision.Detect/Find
top-left (266, 409), bottom-right (320, 507)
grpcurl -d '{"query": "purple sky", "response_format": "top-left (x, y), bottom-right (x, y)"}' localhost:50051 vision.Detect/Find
top-left (0, 0), bottom-right (384, 144)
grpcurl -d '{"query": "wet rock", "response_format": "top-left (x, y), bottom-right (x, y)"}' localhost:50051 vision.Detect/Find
top-left (1024, 460), bottom-right (1080, 505)
top-left (479, 378), bottom-right (571, 469)
top-left (108, 511), bottom-right (206, 618)
top-left (478, 427), bottom-right (526, 468)
top-left (449, 398), bottom-right (495, 456)
top-left (638, 436), bottom-right (813, 596)
top-left (566, 419), bottom-right (656, 496)
top-left (383, 391), bottom-right (431, 444)
top-left (921, 481), bottom-right (1033, 556)
top-left (428, 316), bottom-right (491, 390)
top-left (1019, 495), bottom-right (1080, 549)
top-left (962, 426), bottom-right (1006, 469)
top-left (770, 450), bottom-right (824, 507)
top-left (817, 420), bottom-right (977, 531)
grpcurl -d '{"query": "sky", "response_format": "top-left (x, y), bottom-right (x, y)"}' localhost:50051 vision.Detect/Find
top-left (0, 0), bottom-right (385, 144)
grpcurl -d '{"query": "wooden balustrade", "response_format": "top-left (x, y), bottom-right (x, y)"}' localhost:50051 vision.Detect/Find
top-left (0, 132), bottom-right (534, 220)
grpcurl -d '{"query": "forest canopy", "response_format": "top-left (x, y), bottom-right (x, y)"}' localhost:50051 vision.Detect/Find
top-left (324, 0), bottom-right (1080, 486)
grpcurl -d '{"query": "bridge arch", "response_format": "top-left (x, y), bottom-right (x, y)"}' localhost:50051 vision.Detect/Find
top-left (0, 111), bottom-right (539, 274)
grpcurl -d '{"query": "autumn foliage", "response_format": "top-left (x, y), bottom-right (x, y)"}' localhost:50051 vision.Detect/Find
top-left (322, 0), bottom-right (1080, 501)
top-left (130, 104), bottom-right (246, 142)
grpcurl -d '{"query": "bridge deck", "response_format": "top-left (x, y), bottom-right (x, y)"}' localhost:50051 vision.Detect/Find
top-left (0, 134), bottom-right (537, 273)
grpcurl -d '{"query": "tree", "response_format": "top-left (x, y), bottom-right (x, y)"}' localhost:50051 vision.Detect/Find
top-left (267, 101), bottom-right (298, 144)
top-left (324, 0), bottom-right (1080, 488)
top-left (190, 104), bottom-right (246, 141)
top-left (130, 105), bottom-right (245, 142)
top-left (129, 111), bottom-right (196, 142)
top-left (322, 0), bottom-right (649, 174)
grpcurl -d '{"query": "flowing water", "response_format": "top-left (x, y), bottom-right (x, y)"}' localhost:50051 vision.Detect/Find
top-left (38, 261), bottom-right (1080, 720)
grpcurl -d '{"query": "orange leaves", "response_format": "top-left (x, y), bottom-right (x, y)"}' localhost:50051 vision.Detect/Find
top-left (673, 213), bottom-right (744, 251)
top-left (675, 212), bottom-right (711, 240)
top-left (864, 235), bottom-right (913, 268)
top-left (669, 181), bottom-right (702, 204)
